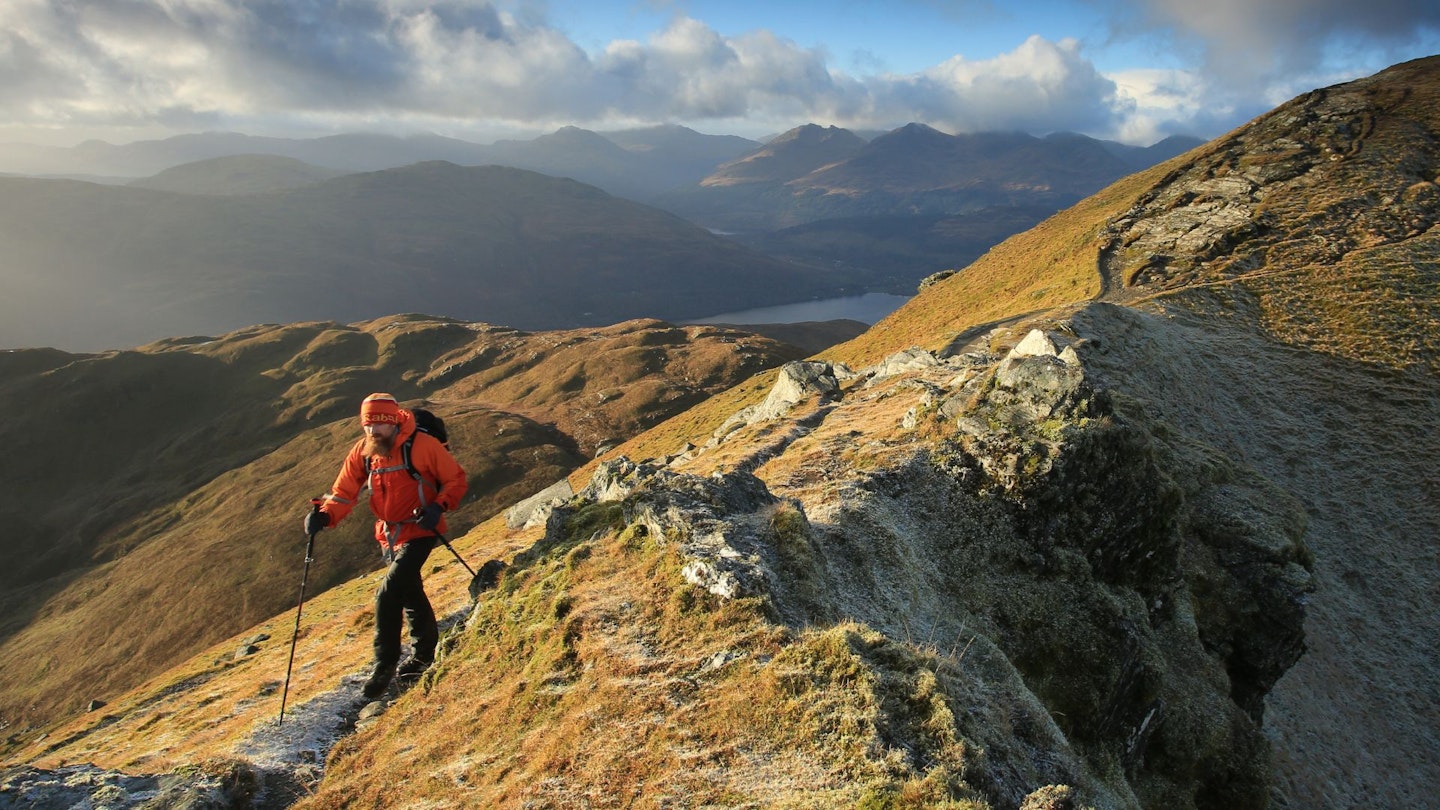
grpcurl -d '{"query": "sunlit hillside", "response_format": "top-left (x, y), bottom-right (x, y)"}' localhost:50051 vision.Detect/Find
top-left (0, 316), bottom-right (814, 737)
top-left (4, 57), bottom-right (1438, 810)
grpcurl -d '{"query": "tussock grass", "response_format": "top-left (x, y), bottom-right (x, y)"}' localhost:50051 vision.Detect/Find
top-left (1245, 241), bottom-right (1440, 373)
top-left (301, 508), bottom-right (1003, 809)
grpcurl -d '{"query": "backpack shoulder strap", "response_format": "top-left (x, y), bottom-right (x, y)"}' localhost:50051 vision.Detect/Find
top-left (400, 433), bottom-right (422, 481)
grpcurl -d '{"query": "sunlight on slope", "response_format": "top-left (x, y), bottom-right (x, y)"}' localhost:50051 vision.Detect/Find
top-left (824, 166), bottom-right (1174, 369)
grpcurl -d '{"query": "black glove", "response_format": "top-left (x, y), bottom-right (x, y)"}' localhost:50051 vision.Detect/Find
top-left (304, 508), bottom-right (329, 536)
top-left (417, 502), bottom-right (443, 531)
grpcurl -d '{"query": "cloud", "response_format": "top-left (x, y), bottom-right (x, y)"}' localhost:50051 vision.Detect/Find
top-left (1114, 0), bottom-right (1440, 93)
top-left (879, 36), bottom-right (1125, 134)
top-left (7, 0), bottom-right (1433, 147)
top-left (593, 20), bottom-right (859, 122)
top-left (1077, 0), bottom-right (1440, 144)
top-left (1, 1), bottom-right (1141, 142)
top-left (1105, 67), bottom-right (1227, 144)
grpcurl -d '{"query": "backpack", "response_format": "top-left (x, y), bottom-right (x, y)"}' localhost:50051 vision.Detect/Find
top-left (367, 407), bottom-right (449, 484)
top-left (411, 407), bottom-right (448, 446)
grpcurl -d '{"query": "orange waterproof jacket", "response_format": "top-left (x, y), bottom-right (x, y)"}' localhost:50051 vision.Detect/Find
top-left (319, 409), bottom-right (468, 549)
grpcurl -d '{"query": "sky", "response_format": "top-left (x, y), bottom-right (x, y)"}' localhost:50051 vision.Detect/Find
top-left (2, 0), bottom-right (1438, 148)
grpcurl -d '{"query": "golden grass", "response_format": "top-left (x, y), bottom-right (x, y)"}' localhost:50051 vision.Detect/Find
top-left (580, 366), bottom-right (785, 479)
top-left (299, 508), bottom-right (996, 809)
top-left (1244, 235), bottom-right (1440, 374)
top-left (824, 165), bottom-right (1174, 369)
top-left (0, 317), bottom-right (806, 740)
top-left (9, 514), bottom-right (531, 773)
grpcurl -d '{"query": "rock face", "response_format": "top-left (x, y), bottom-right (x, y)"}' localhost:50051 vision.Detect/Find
top-left (504, 478), bottom-right (575, 530)
top-left (519, 323), bottom-right (1312, 808)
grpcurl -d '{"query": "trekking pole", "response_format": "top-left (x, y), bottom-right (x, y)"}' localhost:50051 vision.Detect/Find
top-left (279, 501), bottom-right (322, 726)
top-left (414, 508), bottom-right (504, 599)
top-left (412, 507), bottom-right (479, 580)
top-left (437, 530), bottom-right (506, 600)
top-left (436, 533), bottom-right (477, 578)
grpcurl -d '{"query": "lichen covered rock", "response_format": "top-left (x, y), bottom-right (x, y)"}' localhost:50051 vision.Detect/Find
top-left (520, 326), bottom-right (1312, 809)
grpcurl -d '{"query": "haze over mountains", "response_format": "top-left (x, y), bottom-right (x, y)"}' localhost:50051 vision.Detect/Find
top-left (2, 54), bottom-right (1438, 810)
top-left (127, 156), bottom-right (349, 196)
top-left (667, 123), bottom-right (1201, 230)
top-left (0, 163), bottom-right (851, 351)
top-left (0, 123), bottom-right (1193, 205)
top-left (0, 122), bottom-right (1198, 352)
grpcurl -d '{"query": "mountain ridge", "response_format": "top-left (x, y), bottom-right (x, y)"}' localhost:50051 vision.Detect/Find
top-left (677, 125), bottom-right (1201, 287)
top-left (4, 56), bottom-right (1438, 809)
top-left (125, 155), bottom-right (349, 195)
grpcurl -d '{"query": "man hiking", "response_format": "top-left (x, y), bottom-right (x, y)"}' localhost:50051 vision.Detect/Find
top-left (304, 393), bottom-right (468, 699)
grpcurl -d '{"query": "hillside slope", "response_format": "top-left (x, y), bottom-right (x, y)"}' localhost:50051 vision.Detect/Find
top-left (827, 53), bottom-right (1440, 806)
top-left (0, 316), bottom-right (809, 734)
top-left (4, 57), bottom-right (1438, 810)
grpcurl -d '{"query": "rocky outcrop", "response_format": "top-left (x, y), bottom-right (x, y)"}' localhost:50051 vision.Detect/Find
top-left (712, 360), bottom-right (844, 440)
top-left (1100, 59), bottom-right (1440, 302)
top-left (504, 478), bottom-right (575, 529)
top-left (550, 457), bottom-right (780, 600)
top-left (511, 326), bottom-right (1312, 809)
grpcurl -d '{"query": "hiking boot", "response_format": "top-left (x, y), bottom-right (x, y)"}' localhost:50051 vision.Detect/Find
top-left (362, 662), bottom-right (395, 699)
top-left (397, 656), bottom-right (433, 678)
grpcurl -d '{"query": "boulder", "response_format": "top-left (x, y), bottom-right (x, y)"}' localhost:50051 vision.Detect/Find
top-left (713, 360), bottom-right (841, 439)
top-left (867, 347), bottom-right (940, 383)
top-left (505, 478), bottom-right (576, 529)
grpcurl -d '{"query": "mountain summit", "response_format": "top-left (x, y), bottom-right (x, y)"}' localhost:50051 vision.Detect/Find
top-left (700, 124), bottom-right (868, 187)
top-left (4, 57), bottom-right (1438, 809)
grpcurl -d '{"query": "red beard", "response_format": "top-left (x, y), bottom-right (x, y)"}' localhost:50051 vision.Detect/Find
top-left (363, 433), bottom-right (395, 458)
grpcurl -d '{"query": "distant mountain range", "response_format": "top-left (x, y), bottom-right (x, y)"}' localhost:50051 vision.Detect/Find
top-left (0, 123), bottom-right (1198, 216)
top-left (661, 124), bottom-right (1202, 282)
top-left (0, 163), bottom-right (856, 351)
top-left (126, 155), bottom-right (349, 195)
top-left (660, 123), bottom-right (1204, 232)
top-left (0, 123), bottom-right (1201, 351)
top-left (0, 125), bottom-right (763, 201)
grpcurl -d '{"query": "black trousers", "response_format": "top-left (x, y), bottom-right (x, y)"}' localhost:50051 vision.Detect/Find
top-left (373, 536), bottom-right (438, 668)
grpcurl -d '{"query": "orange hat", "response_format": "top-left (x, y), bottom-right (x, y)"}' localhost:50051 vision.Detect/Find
top-left (360, 393), bottom-right (401, 425)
